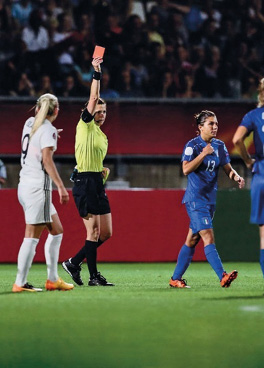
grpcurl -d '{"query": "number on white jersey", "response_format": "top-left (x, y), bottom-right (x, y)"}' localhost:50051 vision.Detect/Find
top-left (21, 133), bottom-right (30, 165)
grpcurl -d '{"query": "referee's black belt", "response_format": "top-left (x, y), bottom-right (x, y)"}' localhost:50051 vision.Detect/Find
top-left (77, 171), bottom-right (102, 177)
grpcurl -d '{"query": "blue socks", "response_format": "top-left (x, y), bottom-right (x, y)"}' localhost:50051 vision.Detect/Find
top-left (172, 244), bottom-right (195, 280)
top-left (172, 243), bottom-right (226, 281)
top-left (204, 243), bottom-right (224, 280)
top-left (260, 249), bottom-right (264, 277)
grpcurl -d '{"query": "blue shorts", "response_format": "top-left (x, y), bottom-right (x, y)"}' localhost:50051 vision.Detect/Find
top-left (250, 172), bottom-right (264, 225)
top-left (185, 202), bottom-right (216, 234)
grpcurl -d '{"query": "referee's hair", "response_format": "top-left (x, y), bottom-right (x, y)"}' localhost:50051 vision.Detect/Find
top-left (83, 97), bottom-right (106, 112)
top-left (31, 93), bottom-right (58, 138)
top-left (257, 78), bottom-right (264, 108)
top-left (97, 98), bottom-right (106, 105)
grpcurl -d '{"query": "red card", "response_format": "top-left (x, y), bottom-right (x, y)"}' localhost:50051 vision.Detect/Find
top-left (93, 45), bottom-right (105, 59)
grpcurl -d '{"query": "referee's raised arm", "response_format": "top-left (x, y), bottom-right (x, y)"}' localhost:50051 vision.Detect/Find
top-left (86, 57), bottom-right (103, 116)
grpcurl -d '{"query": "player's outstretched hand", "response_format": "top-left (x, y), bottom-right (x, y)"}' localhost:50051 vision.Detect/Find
top-left (234, 175), bottom-right (245, 189)
top-left (57, 129), bottom-right (63, 139)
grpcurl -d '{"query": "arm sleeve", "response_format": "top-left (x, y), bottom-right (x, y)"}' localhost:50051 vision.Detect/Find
top-left (40, 126), bottom-right (57, 150)
top-left (240, 111), bottom-right (253, 132)
top-left (220, 143), bottom-right (231, 166)
top-left (81, 109), bottom-right (94, 123)
top-left (181, 142), bottom-right (196, 162)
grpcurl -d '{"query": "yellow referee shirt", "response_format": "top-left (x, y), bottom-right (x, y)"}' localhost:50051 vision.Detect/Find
top-left (75, 117), bottom-right (108, 172)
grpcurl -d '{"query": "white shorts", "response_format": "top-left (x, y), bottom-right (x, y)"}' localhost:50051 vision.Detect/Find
top-left (18, 184), bottom-right (57, 224)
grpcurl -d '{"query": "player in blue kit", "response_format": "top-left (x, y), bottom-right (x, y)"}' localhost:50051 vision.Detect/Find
top-left (233, 78), bottom-right (264, 278)
top-left (170, 110), bottom-right (245, 288)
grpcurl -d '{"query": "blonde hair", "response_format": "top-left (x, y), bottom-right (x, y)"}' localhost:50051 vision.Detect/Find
top-left (257, 78), bottom-right (264, 108)
top-left (30, 93), bottom-right (58, 138)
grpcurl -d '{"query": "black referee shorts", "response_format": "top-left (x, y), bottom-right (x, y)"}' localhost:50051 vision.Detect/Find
top-left (72, 172), bottom-right (111, 218)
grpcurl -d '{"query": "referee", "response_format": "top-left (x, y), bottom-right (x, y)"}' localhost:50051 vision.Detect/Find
top-left (62, 56), bottom-right (114, 286)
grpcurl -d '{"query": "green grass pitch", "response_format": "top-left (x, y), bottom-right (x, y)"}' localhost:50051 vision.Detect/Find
top-left (0, 262), bottom-right (263, 368)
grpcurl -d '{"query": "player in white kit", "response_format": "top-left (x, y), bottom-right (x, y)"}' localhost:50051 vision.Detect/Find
top-left (12, 93), bottom-right (74, 292)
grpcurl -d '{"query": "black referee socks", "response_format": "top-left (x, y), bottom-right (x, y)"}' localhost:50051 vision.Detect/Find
top-left (84, 240), bottom-right (98, 277)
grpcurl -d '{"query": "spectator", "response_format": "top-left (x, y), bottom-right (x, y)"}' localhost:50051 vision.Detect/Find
top-left (115, 63), bottom-right (142, 98)
top-left (165, 11), bottom-right (189, 48)
top-left (160, 70), bottom-right (177, 97)
top-left (198, 18), bottom-right (220, 49)
top-left (10, 72), bottom-right (35, 97)
top-left (59, 74), bottom-right (80, 97)
top-left (146, 12), bottom-right (166, 56)
top-left (172, 0), bottom-right (205, 33)
top-left (146, 41), bottom-right (168, 96)
top-left (21, 9), bottom-right (52, 81)
top-left (11, 0), bottom-right (33, 27)
top-left (0, 0), bottom-right (14, 34)
top-left (121, 15), bottom-right (148, 61)
top-left (36, 75), bottom-right (54, 97)
top-left (100, 68), bottom-right (120, 99)
top-left (193, 46), bottom-right (221, 98)
top-left (77, 13), bottom-right (94, 44)
top-left (202, 0), bottom-right (222, 29)
top-left (1, 0), bottom-right (264, 99)
top-left (74, 48), bottom-right (93, 90)
top-left (0, 159), bottom-right (7, 188)
top-left (130, 44), bottom-right (149, 95)
top-left (52, 12), bottom-right (75, 75)
top-left (43, 0), bottom-right (63, 23)
top-left (150, 0), bottom-right (180, 28)
top-left (176, 45), bottom-right (193, 72)
top-left (21, 9), bottom-right (49, 52)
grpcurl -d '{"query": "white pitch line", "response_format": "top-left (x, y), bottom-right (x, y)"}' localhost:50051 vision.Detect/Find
top-left (240, 305), bottom-right (264, 312)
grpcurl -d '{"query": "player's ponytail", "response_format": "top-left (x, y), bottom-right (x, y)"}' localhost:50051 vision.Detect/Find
top-left (30, 93), bottom-right (58, 138)
top-left (257, 78), bottom-right (264, 108)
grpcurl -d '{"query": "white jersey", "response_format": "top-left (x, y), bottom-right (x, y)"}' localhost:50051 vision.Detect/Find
top-left (19, 117), bottom-right (57, 190)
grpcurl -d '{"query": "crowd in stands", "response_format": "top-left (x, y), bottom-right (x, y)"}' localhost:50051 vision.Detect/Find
top-left (0, 0), bottom-right (264, 99)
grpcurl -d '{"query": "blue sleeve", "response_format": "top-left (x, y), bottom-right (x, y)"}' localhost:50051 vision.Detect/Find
top-left (182, 141), bottom-right (195, 162)
top-left (220, 143), bottom-right (231, 166)
top-left (240, 111), bottom-right (253, 132)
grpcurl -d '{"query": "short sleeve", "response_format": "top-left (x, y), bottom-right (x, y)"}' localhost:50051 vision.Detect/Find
top-left (240, 111), bottom-right (253, 132)
top-left (182, 142), bottom-right (195, 162)
top-left (220, 143), bottom-right (230, 166)
top-left (40, 126), bottom-right (57, 151)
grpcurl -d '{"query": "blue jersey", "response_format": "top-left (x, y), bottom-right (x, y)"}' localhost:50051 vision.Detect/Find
top-left (182, 135), bottom-right (230, 204)
top-left (240, 107), bottom-right (264, 161)
top-left (240, 107), bottom-right (264, 224)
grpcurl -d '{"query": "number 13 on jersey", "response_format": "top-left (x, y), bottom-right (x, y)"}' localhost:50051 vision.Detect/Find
top-left (206, 160), bottom-right (216, 172)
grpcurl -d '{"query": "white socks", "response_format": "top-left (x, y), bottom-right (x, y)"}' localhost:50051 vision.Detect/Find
top-left (15, 234), bottom-right (63, 285)
top-left (44, 233), bottom-right (63, 282)
top-left (15, 238), bottom-right (39, 286)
